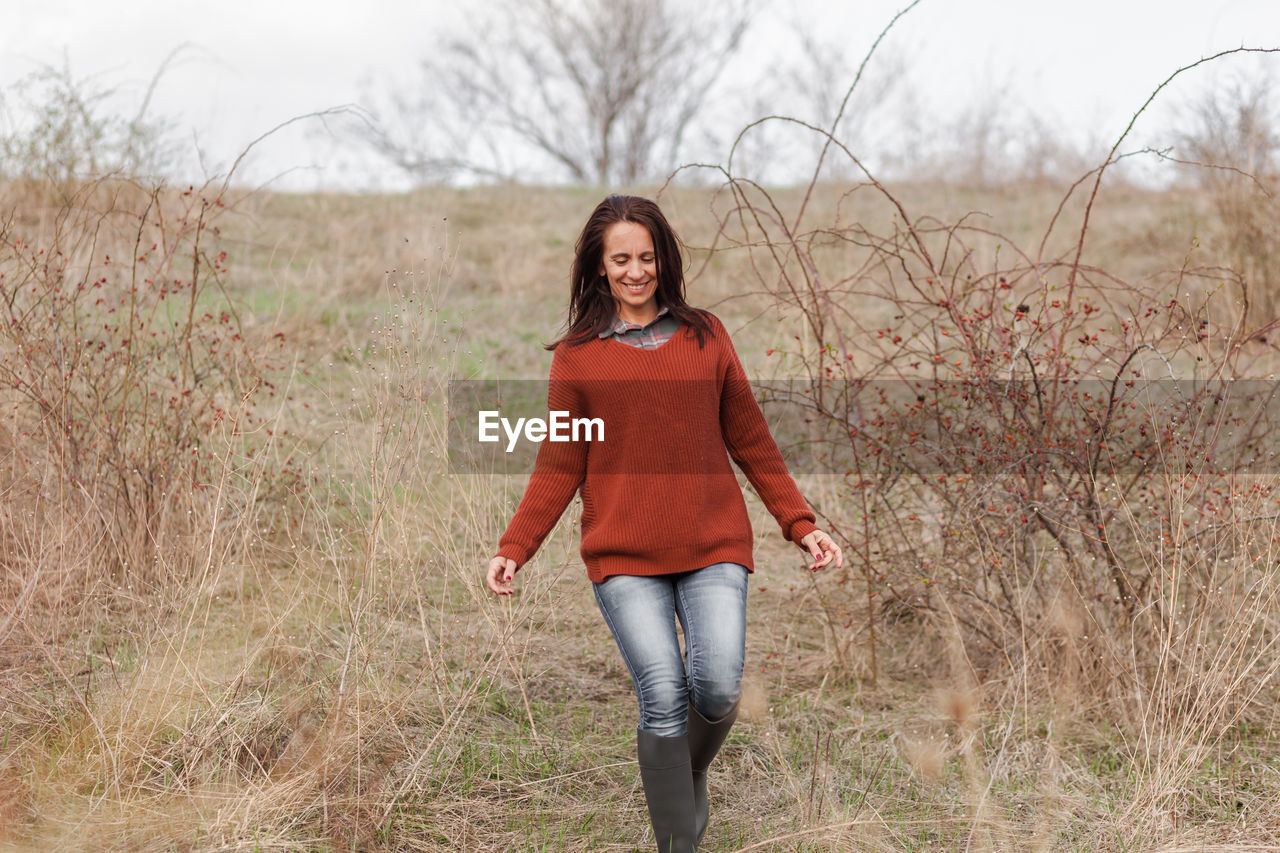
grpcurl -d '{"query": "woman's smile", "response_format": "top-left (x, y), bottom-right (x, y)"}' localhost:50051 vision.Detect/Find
top-left (600, 220), bottom-right (659, 325)
top-left (491, 194), bottom-right (840, 852)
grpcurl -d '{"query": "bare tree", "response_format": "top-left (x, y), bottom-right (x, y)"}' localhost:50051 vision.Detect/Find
top-left (1177, 67), bottom-right (1280, 331)
top-left (0, 49), bottom-right (185, 184)
top-left (1180, 68), bottom-right (1279, 180)
top-left (725, 22), bottom-right (909, 185)
top-left (361, 0), bottom-right (758, 185)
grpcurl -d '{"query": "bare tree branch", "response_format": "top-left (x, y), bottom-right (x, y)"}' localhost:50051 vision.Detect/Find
top-left (358, 0), bottom-right (759, 185)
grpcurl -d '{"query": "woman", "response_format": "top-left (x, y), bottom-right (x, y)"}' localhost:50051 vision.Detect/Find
top-left (485, 195), bottom-right (841, 852)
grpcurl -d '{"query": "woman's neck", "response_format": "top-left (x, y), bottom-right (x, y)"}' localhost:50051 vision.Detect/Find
top-left (616, 303), bottom-right (659, 326)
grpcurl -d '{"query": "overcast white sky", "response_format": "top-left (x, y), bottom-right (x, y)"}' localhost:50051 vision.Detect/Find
top-left (0, 0), bottom-right (1275, 190)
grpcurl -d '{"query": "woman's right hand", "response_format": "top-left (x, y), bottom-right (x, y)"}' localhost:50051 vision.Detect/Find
top-left (486, 555), bottom-right (519, 595)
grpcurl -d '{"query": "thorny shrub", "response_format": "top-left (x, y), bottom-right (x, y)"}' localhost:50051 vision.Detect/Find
top-left (0, 177), bottom-right (288, 612)
top-left (686, 46), bottom-right (1280, 735)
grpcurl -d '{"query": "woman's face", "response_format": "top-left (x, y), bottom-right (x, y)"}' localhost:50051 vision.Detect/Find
top-left (599, 220), bottom-right (658, 325)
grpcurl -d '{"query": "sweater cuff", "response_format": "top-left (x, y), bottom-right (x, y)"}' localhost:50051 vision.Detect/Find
top-left (788, 518), bottom-right (819, 544)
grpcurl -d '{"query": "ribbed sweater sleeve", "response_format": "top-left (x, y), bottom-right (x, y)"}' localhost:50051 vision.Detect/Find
top-left (495, 348), bottom-right (587, 568)
top-left (717, 325), bottom-right (819, 545)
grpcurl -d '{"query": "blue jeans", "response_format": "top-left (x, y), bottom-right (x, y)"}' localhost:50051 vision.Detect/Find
top-left (592, 562), bottom-right (748, 737)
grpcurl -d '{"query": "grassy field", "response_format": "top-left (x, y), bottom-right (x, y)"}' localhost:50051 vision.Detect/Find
top-left (1, 175), bottom-right (1279, 852)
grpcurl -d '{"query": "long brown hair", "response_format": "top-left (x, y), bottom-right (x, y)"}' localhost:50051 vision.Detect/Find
top-left (547, 195), bottom-right (713, 349)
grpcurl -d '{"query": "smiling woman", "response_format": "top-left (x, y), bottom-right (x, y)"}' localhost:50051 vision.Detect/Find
top-left (546, 194), bottom-right (712, 349)
top-left (483, 194), bottom-right (843, 852)
top-left (601, 220), bottom-right (659, 325)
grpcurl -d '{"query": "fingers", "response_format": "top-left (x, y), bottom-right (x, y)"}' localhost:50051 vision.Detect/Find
top-left (802, 531), bottom-right (843, 571)
top-left (486, 556), bottom-right (519, 596)
top-left (800, 532), bottom-right (823, 571)
top-left (808, 541), bottom-right (825, 571)
top-left (811, 546), bottom-right (828, 570)
top-left (825, 537), bottom-right (843, 570)
top-left (485, 558), bottom-right (505, 595)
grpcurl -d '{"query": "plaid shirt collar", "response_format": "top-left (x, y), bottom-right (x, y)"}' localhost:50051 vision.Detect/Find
top-left (599, 305), bottom-right (671, 339)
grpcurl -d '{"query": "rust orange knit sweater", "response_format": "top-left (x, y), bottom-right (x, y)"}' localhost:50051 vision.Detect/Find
top-left (496, 313), bottom-right (818, 583)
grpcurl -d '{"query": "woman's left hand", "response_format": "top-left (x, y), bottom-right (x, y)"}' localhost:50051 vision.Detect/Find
top-left (800, 529), bottom-right (842, 571)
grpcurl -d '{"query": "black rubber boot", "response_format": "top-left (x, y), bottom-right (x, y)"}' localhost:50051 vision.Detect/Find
top-left (636, 728), bottom-right (697, 853)
top-left (687, 701), bottom-right (738, 846)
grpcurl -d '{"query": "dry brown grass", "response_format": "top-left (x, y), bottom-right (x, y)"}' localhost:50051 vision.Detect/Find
top-left (0, 177), bottom-right (1278, 852)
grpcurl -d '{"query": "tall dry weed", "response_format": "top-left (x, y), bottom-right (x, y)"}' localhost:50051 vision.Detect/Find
top-left (660, 41), bottom-right (1280, 850)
